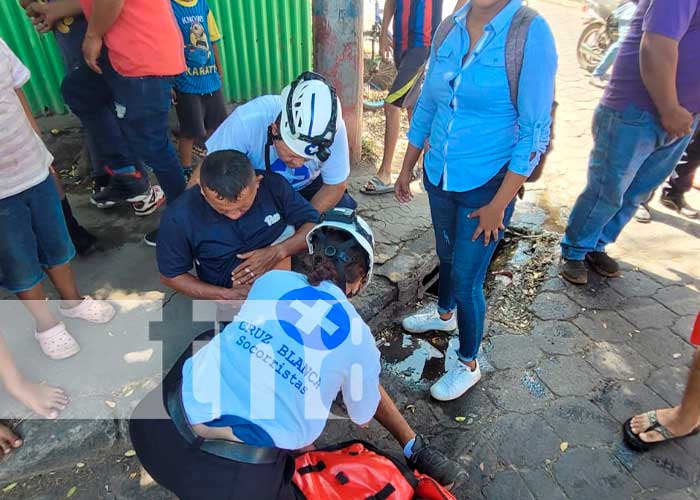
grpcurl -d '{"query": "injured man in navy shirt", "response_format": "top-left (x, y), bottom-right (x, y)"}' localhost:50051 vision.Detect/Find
top-left (157, 150), bottom-right (319, 302)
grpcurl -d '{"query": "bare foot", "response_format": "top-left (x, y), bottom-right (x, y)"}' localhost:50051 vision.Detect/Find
top-left (6, 377), bottom-right (69, 419)
top-left (630, 406), bottom-right (699, 444)
top-left (0, 423), bottom-right (22, 457)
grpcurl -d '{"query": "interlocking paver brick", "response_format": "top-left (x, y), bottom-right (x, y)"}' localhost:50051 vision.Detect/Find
top-left (483, 471), bottom-right (536, 500)
top-left (488, 413), bottom-right (561, 466)
top-left (484, 369), bottom-right (555, 413)
top-left (574, 310), bottom-right (636, 343)
top-left (635, 488), bottom-right (697, 500)
top-left (542, 397), bottom-right (618, 446)
top-left (619, 297), bottom-right (679, 330)
top-left (653, 286), bottom-right (700, 317)
top-left (530, 292), bottom-right (580, 321)
top-left (610, 271), bottom-right (663, 298)
top-left (615, 442), bottom-right (700, 491)
top-left (553, 448), bottom-right (641, 500)
top-left (521, 469), bottom-right (568, 500)
top-left (671, 316), bottom-right (697, 342)
top-left (532, 320), bottom-right (589, 355)
top-left (588, 341), bottom-right (654, 381)
top-left (646, 366), bottom-right (691, 406)
top-left (593, 380), bottom-right (670, 424)
top-left (630, 328), bottom-right (694, 368)
top-left (538, 355), bottom-right (603, 397)
top-left (564, 281), bottom-right (626, 311)
top-left (489, 335), bottom-right (544, 370)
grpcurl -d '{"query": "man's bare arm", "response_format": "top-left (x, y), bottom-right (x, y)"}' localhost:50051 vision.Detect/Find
top-left (640, 31), bottom-right (694, 139)
top-left (310, 182), bottom-right (346, 213)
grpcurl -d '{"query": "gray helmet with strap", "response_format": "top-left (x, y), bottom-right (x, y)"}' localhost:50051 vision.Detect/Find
top-left (306, 208), bottom-right (375, 295)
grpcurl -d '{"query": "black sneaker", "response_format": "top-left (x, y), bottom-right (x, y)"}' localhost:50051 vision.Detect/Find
top-left (144, 229), bottom-right (158, 247)
top-left (660, 191), bottom-right (699, 219)
top-left (406, 435), bottom-right (465, 488)
top-left (70, 225), bottom-right (98, 256)
top-left (585, 251), bottom-right (621, 278)
top-left (91, 170), bottom-right (150, 206)
top-left (92, 175), bottom-right (115, 208)
top-left (560, 259), bottom-right (588, 285)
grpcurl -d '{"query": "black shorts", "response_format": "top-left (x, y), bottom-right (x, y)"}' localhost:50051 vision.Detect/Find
top-left (175, 89), bottom-right (228, 139)
top-left (129, 331), bottom-right (299, 500)
top-left (386, 46), bottom-right (430, 109)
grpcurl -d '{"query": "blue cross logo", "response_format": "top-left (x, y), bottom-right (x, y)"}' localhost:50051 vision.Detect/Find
top-left (276, 287), bottom-right (350, 350)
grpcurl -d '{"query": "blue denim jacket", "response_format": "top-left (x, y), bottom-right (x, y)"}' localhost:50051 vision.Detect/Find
top-left (407, 0), bottom-right (558, 192)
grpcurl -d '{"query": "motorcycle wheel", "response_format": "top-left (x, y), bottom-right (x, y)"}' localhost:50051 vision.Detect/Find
top-left (577, 21), bottom-right (606, 72)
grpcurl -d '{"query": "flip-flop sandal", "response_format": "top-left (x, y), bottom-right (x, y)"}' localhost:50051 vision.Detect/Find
top-left (59, 296), bottom-right (116, 324)
top-left (623, 411), bottom-right (700, 452)
top-left (360, 175), bottom-right (395, 195)
top-left (35, 322), bottom-right (81, 360)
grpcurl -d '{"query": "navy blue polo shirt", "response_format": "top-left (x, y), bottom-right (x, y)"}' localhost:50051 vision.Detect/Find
top-left (156, 172), bottom-right (319, 288)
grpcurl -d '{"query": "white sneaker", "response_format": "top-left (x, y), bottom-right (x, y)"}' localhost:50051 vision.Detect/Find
top-left (133, 185), bottom-right (165, 217)
top-left (430, 360), bottom-right (481, 401)
top-left (402, 310), bottom-right (457, 334)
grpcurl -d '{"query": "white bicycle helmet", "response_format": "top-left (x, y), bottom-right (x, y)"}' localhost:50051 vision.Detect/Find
top-left (306, 208), bottom-right (375, 294)
top-left (280, 72), bottom-right (338, 162)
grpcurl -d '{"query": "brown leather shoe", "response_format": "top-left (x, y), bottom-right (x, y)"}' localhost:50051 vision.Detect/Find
top-left (586, 252), bottom-right (622, 278)
top-left (560, 259), bottom-right (588, 285)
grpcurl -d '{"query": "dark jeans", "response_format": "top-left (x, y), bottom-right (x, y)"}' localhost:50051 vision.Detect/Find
top-left (129, 331), bottom-right (298, 500)
top-left (61, 54), bottom-right (185, 201)
top-left (665, 132), bottom-right (700, 196)
top-left (425, 166), bottom-right (515, 362)
top-left (299, 175), bottom-right (357, 210)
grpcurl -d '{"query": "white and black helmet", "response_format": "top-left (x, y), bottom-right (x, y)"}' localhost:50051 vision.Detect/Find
top-left (280, 72), bottom-right (338, 162)
top-left (306, 208), bottom-right (375, 294)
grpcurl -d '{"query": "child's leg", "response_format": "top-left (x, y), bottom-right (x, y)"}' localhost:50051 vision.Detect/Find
top-left (45, 263), bottom-right (82, 308)
top-left (0, 335), bottom-right (69, 419)
top-left (16, 283), bottom-right (59, 332)
top-left (178, 136), bottom-right (195, 171)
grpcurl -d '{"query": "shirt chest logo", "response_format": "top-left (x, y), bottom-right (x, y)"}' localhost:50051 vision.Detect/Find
top-left (265, 213), bottom-right (281, 226)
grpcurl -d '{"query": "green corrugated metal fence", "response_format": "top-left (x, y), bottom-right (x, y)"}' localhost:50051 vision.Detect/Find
top-left (0, 0), bottom-right (312, 115)
top-left (0, 1), bottom-right (66, 114)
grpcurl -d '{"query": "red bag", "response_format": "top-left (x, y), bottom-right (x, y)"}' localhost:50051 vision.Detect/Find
top-left (292, 441), bottom-right (458, 500)
top-left (691, 312), bottom-right (700, 346)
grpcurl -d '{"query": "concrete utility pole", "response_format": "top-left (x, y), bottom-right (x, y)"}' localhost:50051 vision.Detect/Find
top-left (312, 0), bottom-right (364, 166)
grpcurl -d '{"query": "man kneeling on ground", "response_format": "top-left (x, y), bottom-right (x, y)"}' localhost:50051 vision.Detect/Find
top-left (157, 150), bottom-right (319, 302)
top-left (131, 210), bottom-right (462, 499)
top-left (190, 71), bottom-right (356, 212)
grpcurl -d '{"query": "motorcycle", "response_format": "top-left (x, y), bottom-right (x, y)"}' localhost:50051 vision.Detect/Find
top-left (576, 0), bottom-right (621, 72)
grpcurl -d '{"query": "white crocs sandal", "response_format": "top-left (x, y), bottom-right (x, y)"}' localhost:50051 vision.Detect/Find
top-left (59, 296), bottom-right (116, 324)
top-left (35, 323), bottom-right (81, 360)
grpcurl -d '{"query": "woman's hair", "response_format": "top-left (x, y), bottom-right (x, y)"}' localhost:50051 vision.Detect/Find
top-left (306, 230), bottom-right (368, 288)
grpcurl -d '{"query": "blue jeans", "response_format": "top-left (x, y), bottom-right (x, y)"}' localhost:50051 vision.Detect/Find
top-left (0, 176), bottom-right (76, 293)
top-left (425, 167), bottom-right (516, 362)
top-left (562, 104), bottom-right (698, 260)
top-left (61, 53), bottom-right (185, 201)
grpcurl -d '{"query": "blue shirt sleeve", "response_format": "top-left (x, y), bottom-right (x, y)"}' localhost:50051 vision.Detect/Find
top-left (268, 173), bottom-right (320, 227)
top-left (407, 44), bottom-right (440, 149)
top-left (156, 208), bottom-right (195, 279)
top-left (509, 16), bottom-right (558, 177)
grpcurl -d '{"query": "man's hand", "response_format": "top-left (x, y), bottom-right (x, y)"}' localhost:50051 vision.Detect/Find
top-left (232, 246), bottom-right (285, 286)
top-left (468, 203), bottom-right (506, 246)
top-left (394, 169), bottom-right (414, 203)
top-left (82, 32), bottom-right (103, 74)
top-left (25, 2), bottom-right (57, 33)
top-left (660, 105), bottom-right (694, 140)
top-left (215, 284), bottom-right (251, 306)
top-left (379, 30), bottom-right (392, 61)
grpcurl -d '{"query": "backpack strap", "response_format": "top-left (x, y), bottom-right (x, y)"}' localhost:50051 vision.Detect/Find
top-left (432, 15), bottom-right (457, 53)
top-left (505, 6), bottom-right (539, 114)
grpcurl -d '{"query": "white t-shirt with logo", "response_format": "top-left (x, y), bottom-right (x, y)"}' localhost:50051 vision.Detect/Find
top-left (206, 95), bottom-right (350, 191)
top-left (0, 38), bottom-right (52, 200)
top-left (181, 270), bottom-right (381, 451)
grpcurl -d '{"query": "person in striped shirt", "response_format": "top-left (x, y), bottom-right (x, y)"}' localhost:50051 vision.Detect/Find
top-left (362, 0), bottom-right (443, 195)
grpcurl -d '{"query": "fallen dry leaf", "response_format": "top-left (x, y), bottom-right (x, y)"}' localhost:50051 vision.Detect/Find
top-left (124, 450), bottom-right (137, 458)
top-left (455, 416), bottom-right (467, 422)
top-left (673, 353), bottom-right (682, 359)
top-left (129, 472), bottom-right (138, 480)
top-left (124, 349), bottom-right (154, 364)
top-left (104, 400), bottom-right (117, 409)
top-left (560, 442), bottom-right (569, 452)
top-left (405, 404), bottom-right (416, 413)
top-left (66, 486), bottom-right (77, 498)
top-left (2, 483), bottom-right (18, 493)
top-left (76, 462), bottom-right (85, 469)
top-left (479, 463), bottom-right (484, 472)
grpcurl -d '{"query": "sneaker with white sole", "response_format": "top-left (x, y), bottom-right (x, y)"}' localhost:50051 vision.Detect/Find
top-left (402, 309), bottom-right (457, 334)
top-left (132, 185), bottom-right (165, 217)
top-left (430, 360), bottom-right (481, 401)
